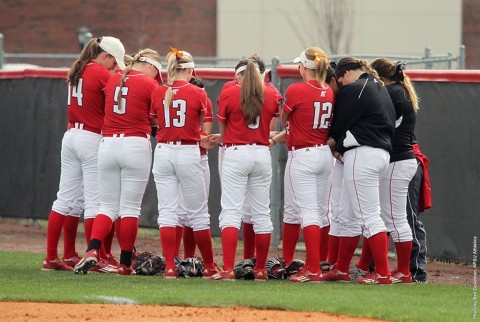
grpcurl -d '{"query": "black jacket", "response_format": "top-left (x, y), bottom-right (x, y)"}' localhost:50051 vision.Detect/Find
top-left (330, 73), bottom-right (396, 154)
top-left (387, 82), bottom-right (416, 162)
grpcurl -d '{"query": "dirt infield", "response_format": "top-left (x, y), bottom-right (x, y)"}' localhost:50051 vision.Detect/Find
top-left (2, 302), bottom-right (386, 322)
top-left (0, 218), bottom-right (473, 322)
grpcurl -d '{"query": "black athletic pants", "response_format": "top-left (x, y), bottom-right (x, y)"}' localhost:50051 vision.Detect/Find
top-left (406, 159), bottom-right (427, 282)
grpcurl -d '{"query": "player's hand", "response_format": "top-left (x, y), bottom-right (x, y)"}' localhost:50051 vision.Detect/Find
top-left (333, 151), bottom-right (344, 164)
top-left (268, 138), bottom-right (275, 149)
top-left (269, 131), bottom-right (279, 139)
top-left (327, 137), bottom-right (336, 149)
top-left (200, 134), bottom-right (213, 149)
top-left (209, 134), bottom-right (223, 146)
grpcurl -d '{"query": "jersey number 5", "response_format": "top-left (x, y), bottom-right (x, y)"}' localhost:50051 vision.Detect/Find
top-left (163, 99), bottom-right (187, 128)
top-left (67, 78), bottom-right (84, 106)
top-left (313, 102), bottom-right (333, 129)
top-left (113, 86), bottom-right (129, 114)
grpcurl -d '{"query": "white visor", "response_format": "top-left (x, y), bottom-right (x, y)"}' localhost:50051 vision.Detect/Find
top-left (178, 62), bottom-right (195, 69)
top-left (138, 56), bottom-right (162, 74)
top-left (235, 65), bottom-right (260, 75)
top-left (293, 51), bottom-right (317, 70)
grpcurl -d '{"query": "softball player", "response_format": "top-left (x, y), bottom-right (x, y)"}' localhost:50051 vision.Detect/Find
top-left (74, 49), bottom-right (161, 275)
top-left (322, 57), bottom-right (396, 284)
top-left (150, 49), bottom-right (217, 278)
top-left (281, 63), bottom-right (339, 268)
top-left (280, 48), bottom-right (334, 283)
top-left (42, 36), bottom-right (125, 271)
top-left (180, 76), bottom-right (213, 259)
top-left (370, 58), bottom-right (419, 283)
top-left (211, 59), bottom-right (279, 281)
top-left (218, 54), bottom-right (282, 260)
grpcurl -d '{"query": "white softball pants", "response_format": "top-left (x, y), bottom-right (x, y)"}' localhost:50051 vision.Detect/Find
top-left (218, 145), bottom-right (253, 224)
top-left (153, 144), bottom-right (210, 231)
top-left (178, 154), bottom-right (210, 227)
top-left (97, 136), bottom-right (152, 220)
top-left (283, 146), bottom-right (333, 228)
top-left (328, 161), bottom-right (349, 237)
top-left (380, 158), bottom-right (418, 242)
top-left (219, 145), bottom-right (272, 234)
top-left (52, 128), bottom-right (101, 219)
top-left (338, 146), bottom-right (390, 238)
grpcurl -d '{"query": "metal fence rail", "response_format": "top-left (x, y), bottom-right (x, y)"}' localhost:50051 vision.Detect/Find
top-left (0, 33), bottom-right (466, 70)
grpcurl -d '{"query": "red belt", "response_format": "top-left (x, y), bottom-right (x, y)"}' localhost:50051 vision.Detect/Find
top-left (159, 140), bottom-right (199, 146)
top-left (224, 143), bottom-right (266, 148)
top-left (103, 132), bottom-right (149, 138)
top-left (288, 144), bottom-right (325, 151)
top-left (68, 122), bottom-right (102, 135)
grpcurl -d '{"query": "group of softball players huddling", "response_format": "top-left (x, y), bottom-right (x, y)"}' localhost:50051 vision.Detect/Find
top-left (42, 35), bottom-right (420, 284)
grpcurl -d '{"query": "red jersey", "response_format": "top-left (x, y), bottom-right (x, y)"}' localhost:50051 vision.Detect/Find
top-left (266, 82), bottom-right (283, 104)
top-left (103, 71), bottom-right (158, 136)
top-left (282, 80), bottom-right (334, 149)
top-left (224, 80), bottom-right (283, 104)
top-left (222, 80), bottom-right (236, 90)
top-left (150, 80), bottom-right (207, 142)
top-left (67, 61), bottom-right (111, 131)
top-left (217, 84), bottom-right (279, 145)
top-left (200, 98), bottom-right (213, 155)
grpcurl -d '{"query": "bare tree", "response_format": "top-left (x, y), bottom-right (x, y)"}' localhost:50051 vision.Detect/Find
top-left (284, 0), bottom-right (353, 55)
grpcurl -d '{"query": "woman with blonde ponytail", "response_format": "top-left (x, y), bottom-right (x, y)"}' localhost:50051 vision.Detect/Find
top-left (211, 58), bottom-right (279, 281)
top-left (369, 58), bottom-right (419, 284)
top-left (44, 36), bottom-right (125, 272)
top-left (74, 48), bottom-right (161, 275)
top-left (280, 47), bottom-right (335, 283)
top-left (150, 48), bottom-right (218, 279)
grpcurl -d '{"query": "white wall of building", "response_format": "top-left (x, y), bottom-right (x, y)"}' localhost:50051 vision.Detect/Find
top-left (217, 0), bottom-right (462, 63)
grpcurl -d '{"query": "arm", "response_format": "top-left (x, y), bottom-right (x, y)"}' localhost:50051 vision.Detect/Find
top-left (281, 110), bottom-right (289, 129)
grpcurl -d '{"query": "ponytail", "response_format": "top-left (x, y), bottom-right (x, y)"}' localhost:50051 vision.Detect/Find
top-left (240, 60), bottom-right (264, 125)
top-left (115, 53), bottom-right (139, 107)
top-left (402, 75), bottom-right (420, 112)
top-left (164, 54), bottom-right (178, 110)
top-left (359, 59), bottom-right (383, 85)
top-left (371, 58), bottom-right (419, 112)
top-left (67, 37), bottom-right (104, 86)
top-left (313, 52), bottom-right (328, 86)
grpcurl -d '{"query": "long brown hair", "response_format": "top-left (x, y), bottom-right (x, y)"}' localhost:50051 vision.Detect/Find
top-left (371, 58), bottom-right (419, 112)
top-left (239, 59), bottom-right (264, 126)
top-left (67, 37), bottom-right (104, 86)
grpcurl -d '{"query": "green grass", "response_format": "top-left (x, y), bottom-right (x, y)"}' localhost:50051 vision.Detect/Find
top-left (0, 252), bottom-right (473, 322)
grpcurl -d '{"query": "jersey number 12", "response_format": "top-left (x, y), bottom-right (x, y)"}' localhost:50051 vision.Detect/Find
top-left (313, 101), bottom-right (333, 129)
